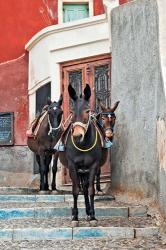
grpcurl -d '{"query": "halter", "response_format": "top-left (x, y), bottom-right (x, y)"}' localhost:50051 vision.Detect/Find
top-left (99, 111), bottom-right (116, 132)
top-left (48, 112), bottom-right (63, 136)
top-left (72, 111), bottom-right (91, 135)
top-left (71, 112), bottom-right (99, 152)
top-left (102, 112), bottom-right (116, 118)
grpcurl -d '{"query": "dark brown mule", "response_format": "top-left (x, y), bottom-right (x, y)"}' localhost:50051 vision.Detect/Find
top-left (95, 100), bottom-right (120, 193)
top-left (59, 84), bottom-right (108, 226)
top-left (27, 96), bottom-right (63, 192)
top-left (98, 100), bottom-right (120, 140)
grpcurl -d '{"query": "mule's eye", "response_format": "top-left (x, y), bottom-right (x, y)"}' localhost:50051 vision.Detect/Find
top-left (85, 110), bottom-right (90, 114)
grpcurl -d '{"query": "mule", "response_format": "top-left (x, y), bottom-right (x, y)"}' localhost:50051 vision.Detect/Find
top-left (27, 96), bottom-right (63, 192)
top-left (59, 84), bottom-right (108, 226)
top-left (95, 100), bottom-right (120, 193)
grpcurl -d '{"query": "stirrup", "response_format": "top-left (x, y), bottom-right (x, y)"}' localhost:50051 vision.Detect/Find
top-left (54, 141), bottom-right (65, 152)
top-left (103, 139), bottom-right (113, 149)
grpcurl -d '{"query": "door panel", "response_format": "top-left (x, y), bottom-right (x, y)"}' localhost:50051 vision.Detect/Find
top-left (94, 64), bottom-right (110, 111)
top-left (61, 55), bottom-right (111, 184)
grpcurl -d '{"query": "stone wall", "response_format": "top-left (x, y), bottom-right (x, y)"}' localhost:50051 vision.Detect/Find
top-left (111, 0), bottom-right (166, 217)
top-left (0, 146), bottom-right (35, 188)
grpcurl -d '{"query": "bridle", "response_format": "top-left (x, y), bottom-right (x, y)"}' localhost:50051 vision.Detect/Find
top-left (71, 111), bottom-right (99, 152)
top-left (99, 111), bottom-right (116, 134)
top-left (47, 108), bottom-right (63, 136)
top-left (72, 111), bottom-right (91, 135)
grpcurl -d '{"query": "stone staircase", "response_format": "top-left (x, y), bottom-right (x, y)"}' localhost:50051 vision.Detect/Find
top-left (0, 191), bottom-right (164, 249)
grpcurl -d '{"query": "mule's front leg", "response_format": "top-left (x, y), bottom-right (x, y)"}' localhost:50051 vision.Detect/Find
top-left (39, 155), bottom-right (46, 191)
top-left (89, 165), bottom-right (98, 225)
top-left (69, 167), bottom-right (80, 227)
top-left (96, 168), bottom-right (103, 194)
top-left (51, 152), bottom-right (58, 191)
top-left (82, 174), bottom-right (91, 219)
top-left (45, 154), bottom-right (52, 191)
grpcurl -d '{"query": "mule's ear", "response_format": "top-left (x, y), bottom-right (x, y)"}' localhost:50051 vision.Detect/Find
top-left (68, 84), bottom-right (78, 101)
top-left (98, 100), bottom-right (106, 112)
top-left (96, 113), bottom-right (101, 120)
top-left (84, 84), bottom-right (91, 101)
top-left (111, 101), bottom-right (120, 112)
top-left (58, 94), bottom-right (63, 106)
top-left (47, 97), bottom-right (52, 106)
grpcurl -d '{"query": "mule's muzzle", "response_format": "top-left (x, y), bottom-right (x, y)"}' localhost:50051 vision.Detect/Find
top-left (105, 129), bottom-right (113, 139)
top-left (72, 122), bottom-right (87, 142)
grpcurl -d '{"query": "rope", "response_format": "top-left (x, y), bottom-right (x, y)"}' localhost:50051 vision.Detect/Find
top-left (71, 129), bottom-right (98, 152)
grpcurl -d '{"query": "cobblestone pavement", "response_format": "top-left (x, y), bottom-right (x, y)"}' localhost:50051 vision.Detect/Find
top-left (0, 217), bottom-right (157, 229)
top-left (0, 200), bottom-right (134, 209)
top-left (0, 237), bottom-right (165, 250)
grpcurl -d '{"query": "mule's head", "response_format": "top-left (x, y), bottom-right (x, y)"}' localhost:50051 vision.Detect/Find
top-left (47, 95), bottom-right (63, 136)
top-left (68, 84), bottom-right (91, 142)
top-left (99, 100), bottom-right (120, 140)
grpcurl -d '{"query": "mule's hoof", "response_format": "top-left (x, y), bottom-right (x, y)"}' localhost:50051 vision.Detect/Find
top-left (89, 220), bottom-right (98, 227)
top-left (38, 190), bottom-right (50, 195)
top-left (96, 191), bottom-right (104, 196)
top-left (71, 220), bottom-right (79, 227)
top-left (86, 216), bottom-right (90, 221)
top-left (51, 190), bottom-right (59, 194)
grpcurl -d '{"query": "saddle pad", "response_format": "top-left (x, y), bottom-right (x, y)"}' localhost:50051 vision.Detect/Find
top-left (26, 111), bottom-right (47, 138)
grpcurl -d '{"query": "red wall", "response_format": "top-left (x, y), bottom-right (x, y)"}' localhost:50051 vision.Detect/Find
top-left (0, 0), bottom-right (129, 146)
top-left (94, 0), bottom-right (105, 16)
top-left (119, 0), bottom-right (131, 4)
top-left (0, 0), bottom-right (58, 63)
top-left (0, 54), bottom-right (28, 145)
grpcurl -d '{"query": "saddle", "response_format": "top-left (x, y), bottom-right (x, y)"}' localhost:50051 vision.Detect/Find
top-left (26, 111), bottom-right (47, 139)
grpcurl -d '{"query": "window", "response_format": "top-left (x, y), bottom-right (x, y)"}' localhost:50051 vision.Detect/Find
top-left (63, 4), bottom-right (89, 22)
top-left (36, 82), bottom-right (51, 115)
top-left (58, 0), bottom-right (93, 24)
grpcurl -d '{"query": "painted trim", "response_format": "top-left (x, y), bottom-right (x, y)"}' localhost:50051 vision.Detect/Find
top-left (28, 76), bottom-right (51, 94)
top-left (25, 14), bottom-right (106, 51)
top-left (58, 0), bottom-right (93, 24)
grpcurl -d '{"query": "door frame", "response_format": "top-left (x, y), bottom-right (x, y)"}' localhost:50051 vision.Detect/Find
top-left (60, 53), bottom-right (112, 184)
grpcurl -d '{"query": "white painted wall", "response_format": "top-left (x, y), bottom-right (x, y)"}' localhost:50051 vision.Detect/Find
top-left (157, 0), bottom-right (166, 96)
top-left (25, 1), bottom-right (119, 122)
top-left (26, 15), bottom-right (109, 122)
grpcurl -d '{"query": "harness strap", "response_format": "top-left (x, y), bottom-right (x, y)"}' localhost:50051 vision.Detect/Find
top-left (48, 114), bottom-right (63, 136)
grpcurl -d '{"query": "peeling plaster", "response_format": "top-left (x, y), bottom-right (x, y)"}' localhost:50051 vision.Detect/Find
top-left (157, 118), bottom-right (166, 173)
top-left (39, 0), bottom-right (58, 25)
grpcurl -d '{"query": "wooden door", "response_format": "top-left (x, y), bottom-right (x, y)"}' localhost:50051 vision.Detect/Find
top-left (60, 55), bottom-right (111, 185)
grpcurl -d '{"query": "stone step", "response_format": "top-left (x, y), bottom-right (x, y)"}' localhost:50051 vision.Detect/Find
top-left (0, 206), bottom-right (148, 220)
top-left (0, 206), bottom-right (131, 219)
top-left (0, 226), bottom-right (159, 241)
top-left (0, 195), bottom-right (148, 219)
top-left (0, 194), bottom-right (115, 203)
top-left (0, 216), bottom-right (159, 240)
top-left (0, 216), bottom-right (157, 229)
top-left (0, 236), bottom-right (163, 249)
